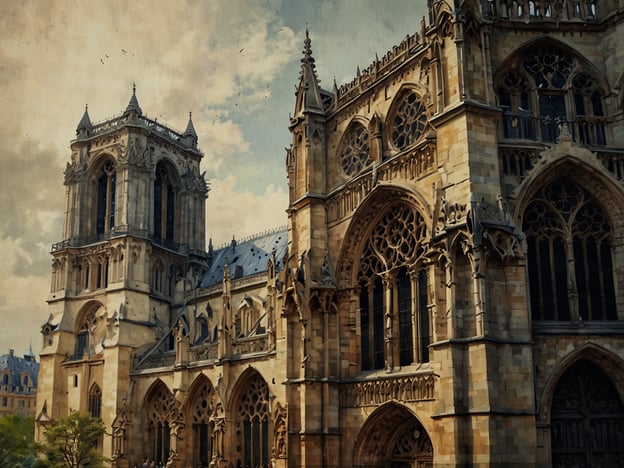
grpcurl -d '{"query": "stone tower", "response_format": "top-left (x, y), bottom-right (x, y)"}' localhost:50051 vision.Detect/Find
top-left (35, 87), bottom-right (209, 458)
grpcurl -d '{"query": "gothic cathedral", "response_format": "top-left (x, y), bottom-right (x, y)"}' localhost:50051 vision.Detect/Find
top-left (36, 1), bottom-right (624, 467)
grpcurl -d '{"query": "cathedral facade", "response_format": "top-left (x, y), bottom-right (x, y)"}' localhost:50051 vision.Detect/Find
top-left (36, 1), bottom-right (624, 467)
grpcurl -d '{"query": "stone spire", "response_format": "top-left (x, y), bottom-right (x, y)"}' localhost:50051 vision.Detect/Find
top-left (294, 28), bottom-right (324, 116)
top-left (183, 111), bottom-right (198, 147)
top-left (124, 83), bottom-right (143, 117)
top-left (76, 105), bottom-right (92, 137)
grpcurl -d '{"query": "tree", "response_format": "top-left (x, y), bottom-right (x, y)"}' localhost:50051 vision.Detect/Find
top-left (39, 411), bottom-right (106, 468)
top-left (0, 414), bottom-right (36, 468)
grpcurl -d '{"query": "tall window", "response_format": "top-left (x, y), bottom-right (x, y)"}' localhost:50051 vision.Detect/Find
top-left (191, 382), bottom-right (215, 467)
top-left (96, 159), bottom-right (116, 235)
top-left (389, 90), bottom-right (428, 151)
top-left (73, 307), bottom-right (98, 359)
top-left (358, 203), bottom-right (430, 371)
top-left (523, 178), bottom-right (617, 322)
top-left (338, 122), bottom-right (370, 177)
top-left (154, 163), bottom-right (176, 242)
top-left (496, 43), bottom-right (606, 146)
top-left (147, 385), bottom-right (178, 466)
top-left (236, 373), bottom-right (270, 468)
top-left (89, 384), bottom-right (102, 419)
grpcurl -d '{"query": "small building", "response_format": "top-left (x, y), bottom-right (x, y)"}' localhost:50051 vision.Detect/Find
top-left (0, 348), bottom-right (39, 417)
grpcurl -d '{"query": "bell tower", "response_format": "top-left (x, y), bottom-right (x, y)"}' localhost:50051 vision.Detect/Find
top-left (36, 86), bottom-right (209, 461)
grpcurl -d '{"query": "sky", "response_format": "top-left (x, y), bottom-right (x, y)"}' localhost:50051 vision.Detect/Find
top-left (0, 0), bottom-right (428, 357)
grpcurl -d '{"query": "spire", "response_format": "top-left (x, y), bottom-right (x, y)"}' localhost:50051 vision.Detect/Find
top-left (76, 105), bottom-right (92, 137)
top-left (124, 82), bottom-right (142, 116)
top-left (184, 112), bottom-right (198, 139)
top-left (183, 111), bottom-right (198, 148)
top-left (294, 27), bottom-right (324, 116)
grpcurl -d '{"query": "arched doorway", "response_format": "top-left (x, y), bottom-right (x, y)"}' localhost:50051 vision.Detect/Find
top-left (551, 359), bottom-right (624, 466)
top-left (353, 403), bottom-right (433, 468)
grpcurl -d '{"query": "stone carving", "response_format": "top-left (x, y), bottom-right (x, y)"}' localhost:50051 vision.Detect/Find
top-left (273, 402), bottom-right (288, 459)
top-left (342, 373), bottom-right (435, 407)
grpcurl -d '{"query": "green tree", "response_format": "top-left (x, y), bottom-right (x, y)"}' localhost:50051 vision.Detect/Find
top-left (39, 411), bottom-right (106, 468)
top-left (0, 414), bottom-right (36, 468)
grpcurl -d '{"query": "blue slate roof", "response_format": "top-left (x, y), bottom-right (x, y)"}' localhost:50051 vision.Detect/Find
top-left (200, 228), bottom-right (288, 288)
top-left (0, 351), bottom-right (39, 392)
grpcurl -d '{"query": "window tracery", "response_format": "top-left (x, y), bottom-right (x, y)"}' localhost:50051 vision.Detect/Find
top-left (89, 384), bottom-right (102, 419)
top-left (496, 43), bottom-right (606, 145)
top-left (146, 385), bottom-right (180, 465)
top-left (339, 123), bottom-right (370, 177)
top-left (95, 159), bottom-right (116, 236)
top-left (523, 178), bottom-right (617, 322)
top-left (390, 91), bottom-right (428, 151)
top-left (235, 373), bottom-right (270, 468)
top-left (551, 360), bottom-right (624, 466)
top-left (358, 203), bottom-right (430, 371)
top-left (191, 382), bottom-right (215, 467)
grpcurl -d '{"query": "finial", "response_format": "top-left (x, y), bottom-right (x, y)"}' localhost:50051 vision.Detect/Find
top-left (124, 82), bottom-right (142, 116)
top-left (76, 104), bottom-right (93, 136)
top-left (183, 110), bottom-right (198, 143)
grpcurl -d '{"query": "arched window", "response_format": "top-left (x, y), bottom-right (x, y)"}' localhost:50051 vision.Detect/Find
top-left (147, 385), bottom-right (178, 466)
top-left (523, 178), bottom-right (617, 323)
top-left (551, 360), bottom-right (624, 465)
top-left (190, 382), bottom-right (215, 467)
top-left (154, 162), bottom-right (176, 243)
top-left (358, 202), bottom-right (430, 371)
top-left (73, 307), bottom-right (98, 359)
top-left (89, 384), bottom-right (102, 419)
top-left (338, 122), bottom-right (370, 177)
top-left (2, 374), bottom-right (8, 385)
top-left (389, 90), bottom-right (428, 151)
top-left (95, 159), bottom-right (116, 235)
top-left (496, 43), bottom-right (607, 146)
top-left (235, 373), bottom-right (270, 468)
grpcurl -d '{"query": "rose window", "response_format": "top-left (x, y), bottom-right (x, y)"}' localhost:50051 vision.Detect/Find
top-left (339, 124), bottom-right (370, 176)
top-left (390, 92), bottom-right (428, 151)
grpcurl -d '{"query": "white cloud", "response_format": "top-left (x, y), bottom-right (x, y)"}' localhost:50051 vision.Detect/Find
top-left (206, 176), bottom-right (288, 247)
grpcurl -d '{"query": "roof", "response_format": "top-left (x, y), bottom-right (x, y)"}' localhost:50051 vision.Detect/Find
top-left (200, 228), bottom-right (288, 288)
top-left (0, 352), bottom-right (39, 391)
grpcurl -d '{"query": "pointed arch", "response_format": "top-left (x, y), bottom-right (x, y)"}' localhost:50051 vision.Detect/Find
top-left (539, 345), bottom-right (624, 465)
top-left (337, 117), bottom-right (371, 177)
top-left (539, 343), bottom-right (624, 422)
top-left (352, 402), bottom-right (433, 467)
top-left (519, 170), bottom-right (619, 322)
top-left (153, 159), bottom-right (181, 244)
top-left (143, 379), bottom-right (181, 465)
top-left (230, 368), bottom-right (271, 468)
top-left (337, 185), bottom-right (432, 289)
top-left (89, 155), bottom-right (117, 236)
top-left (384, 84), bottom-right (431, 153)
top-left (184, 374), bottom-right (218, 467)
top-left (88, 383), bottom-right (102, 419)
top-left (494, 37), bottom-right (610, 145)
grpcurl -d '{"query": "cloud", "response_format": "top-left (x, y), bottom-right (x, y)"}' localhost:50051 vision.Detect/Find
top-left (205, 176), bottom-right (288, 247)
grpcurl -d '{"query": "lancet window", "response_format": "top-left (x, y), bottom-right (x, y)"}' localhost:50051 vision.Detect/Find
top-left (147, 385), bottom-right (177, 466)
top-left (95, 159), bottom-right (116, 236)
top-left (338, 122), bottom-right (370, 177)
top-left (523, 178), bottom-right (617, 323)
top-left (191, 383), bottom-right (215, 467)
top-left (358, 202), bottom-right (430, 371)
top-left (235, 373), bottom-right (270, 468)
top-left (496, 43), bottom-right (606, 145)
top-left (154, 162), bottom-right (176, 243)
top-left (389, 90), bottom-right (428, 151)
top-left (89, 384), bottom-right (102, 419)
top-left (73, 306), bottom-right (98, 359)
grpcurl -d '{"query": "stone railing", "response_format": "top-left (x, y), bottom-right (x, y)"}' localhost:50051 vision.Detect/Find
top-left (87, 113), bottom-right (195, 150)
top-left (189, 343), bottom-right (218, 362)
top-left (341, 372), bottom-right (436, 407)
top-left (327, 141), bottom-right (436, 223)
top-left (51, 227), bottom-right (189, 254)
top-left (134, 351), bottom-right (176, 370)
top-left (231, 335), bottom-right (270, 356)
top-left (484, 0), bottom-right (605, 21)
